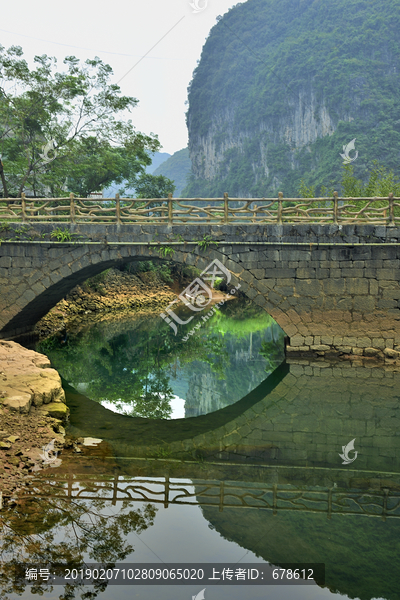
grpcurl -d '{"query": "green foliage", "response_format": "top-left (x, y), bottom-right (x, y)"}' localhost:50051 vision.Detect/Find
top-left (122, 260), bottom-right (174, 284)
top-left (197, 235), bottom-right (218, 251)
top-left (157, 245), bottom-right (174, 259)
top-left (183, 0), bottom-right (400, 198)
top-left (299, 162), bottom-right (400, 220)
top-left (134, 172), bottom-right (176, 199)
top-left (0, 223), bottom-right (47, 241)
top-left (83, 269), bottom-right (111, 293)
top-left (50, 227), bottom-right (75, 242)
top-left (0, 46), bottom-right (160, 198)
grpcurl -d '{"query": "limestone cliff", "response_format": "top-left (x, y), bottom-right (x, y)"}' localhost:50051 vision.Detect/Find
top-left (184, 0), bottom-right (400, 198)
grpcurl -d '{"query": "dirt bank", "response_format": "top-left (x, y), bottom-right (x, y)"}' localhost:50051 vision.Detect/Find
top-left (34, 266), bottom-right (233, 339)
top-left (0, 340), bottom-right (69, 501)
top-left (34, 267), bottom-right (178, 338)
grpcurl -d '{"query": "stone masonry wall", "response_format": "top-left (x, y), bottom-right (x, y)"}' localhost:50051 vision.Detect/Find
top-left (0, 223), bottom-right (399, 358)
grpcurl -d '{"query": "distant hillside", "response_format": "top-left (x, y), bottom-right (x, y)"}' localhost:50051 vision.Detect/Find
top-left (146, 152), bottom-right (171, 175)
top-left (183, 0), bottom-right (400, 198)
top-left (103, 151), bottom-right (171, 197)
top-left (153, 148), bottom-right (191, 197)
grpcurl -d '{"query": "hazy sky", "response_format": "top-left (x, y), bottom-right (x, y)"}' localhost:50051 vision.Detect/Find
top-left (2, 0), bottom-right (239, 156)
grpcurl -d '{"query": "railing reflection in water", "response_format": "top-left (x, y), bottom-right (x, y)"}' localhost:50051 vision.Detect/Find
top-left (12, 474), bottom-right (400, 521)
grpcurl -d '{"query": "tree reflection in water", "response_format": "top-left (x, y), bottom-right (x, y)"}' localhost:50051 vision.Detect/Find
top-left (37, 299), bottom-right (285, 420)
top-left (0, 485), bottom-right (156, 599)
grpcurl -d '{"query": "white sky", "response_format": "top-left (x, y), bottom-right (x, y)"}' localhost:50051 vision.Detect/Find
top-left (2, 0), bottom-right (239, 156)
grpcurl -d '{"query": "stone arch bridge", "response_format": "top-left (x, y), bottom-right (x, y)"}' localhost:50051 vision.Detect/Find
top-left (0, 222), bottom-right (400, 357)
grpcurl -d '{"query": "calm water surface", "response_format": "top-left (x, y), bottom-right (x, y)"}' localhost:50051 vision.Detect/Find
top-left (3, 299), bottom-right (400, 600)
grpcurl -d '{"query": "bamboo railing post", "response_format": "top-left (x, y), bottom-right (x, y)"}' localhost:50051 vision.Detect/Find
top-left (115, 193), bottom-right (121, 225)
top-left (333, 191), bottom-right (338, 224)
top-left (21, 192), bottom-right (27, 222)
top-left (223, 192), bottom-right (229, 224)
top-left (388, 192), bottom-right (395, 226)
top-left (168, 193), bottom-right (173, 225)
top-left (70, 193), bottom-right (76, 224)
top-left (277, 192), bottom-right (283, 224)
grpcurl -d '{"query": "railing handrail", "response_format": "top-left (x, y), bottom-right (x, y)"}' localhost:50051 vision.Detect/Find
top-left (0, 192), bottom-right (399, 225)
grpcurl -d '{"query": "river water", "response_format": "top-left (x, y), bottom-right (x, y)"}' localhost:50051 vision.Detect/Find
top-left (2, 297), bottom-right (400, 600)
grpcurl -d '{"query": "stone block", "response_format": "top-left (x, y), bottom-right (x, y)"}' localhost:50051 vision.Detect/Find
top-left (346, 278), bottom-right (369, 295)
top-left (264, 268), bottom-right (296, 278)
top-left (289, 334), bottom-right (305, 347)
top-left (22, 289), bottom-right (35, 303)
top-left (295, 279), bottom-right (322, 297)
top-left (353, 296), bottom-right (375, 312)
top-left (0, 256), bottom-right (12, 268)
top-left (324, 279), bottom-right (345, 295)
top-left (240, 270), bottom-right (253, 283)
top-left (352, 347), bottom-right (364, 355)
top-left (311, 344), bottom-right (330, 351)
top-left (355, 337), bottom-right (371, 348)
top-left (364, 347), bottom-right (380, 356)
top-left (377, 269), bottom-right (399, 280)
top-left (377, 299), bottom-right (398, 309)
top-left (337, 298), bottom-right (352, 310)
top-left (384, 348), bottom-right (400, 358)
top-left (371, 338), bottom-right (385, 349)
top-left (250, 268), bottom-right (264, 279)
top-left (245, 287), bottom-right (258, 299)
top-left (341, 268), bottom-right (365, 278)
top-left (296, 268), bottom-right (316, 279)
top-left (253, 294), bottom-right (267, 307)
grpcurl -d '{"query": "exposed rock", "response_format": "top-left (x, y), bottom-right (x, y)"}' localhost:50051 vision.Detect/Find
top-left (2, 393), bottom-right (32, 414)
top-left (40, 402), bottom-right (69, 421)
top-left (0, 341), bottom-right (68, 502)
top-left (0, 341), bottom-right (66, 413)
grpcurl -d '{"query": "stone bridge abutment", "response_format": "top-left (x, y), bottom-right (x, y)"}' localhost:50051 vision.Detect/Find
top-left (0, 223), bottom-right (399, 358)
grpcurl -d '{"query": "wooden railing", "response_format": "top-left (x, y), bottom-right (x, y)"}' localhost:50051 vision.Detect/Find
top-left (0, 191), bottom-right (399, 225)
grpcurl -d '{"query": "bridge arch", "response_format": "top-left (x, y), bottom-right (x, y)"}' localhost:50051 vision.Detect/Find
top-left (0, 240), bottom-right (291, 340)
top-left (0, 222), bottom-right (399, 359)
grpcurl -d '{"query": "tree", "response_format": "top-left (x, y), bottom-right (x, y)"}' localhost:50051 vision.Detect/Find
top-left (135, 172), bottom-right (176, 199)
top-left (0, 485), bottom-right (156, 599)
top-left (0, 46), bottom-right (160, 198)
top-left (299, 161), bottom-right (400, 198)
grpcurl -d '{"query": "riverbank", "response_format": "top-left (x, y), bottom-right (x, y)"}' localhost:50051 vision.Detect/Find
top-left (0, 340), bottom-right (70, 500)
top-left (34, 267), bottom-right (178, 338)
top-left (34, 266), bottom-right (233, 339)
